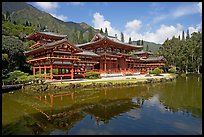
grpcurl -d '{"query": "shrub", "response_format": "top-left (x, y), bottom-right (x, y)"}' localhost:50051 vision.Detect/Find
top-left (168, 67), bottom-right (177, 73)
top-left (85, 72), bottom-right (100, 79)
top-left (4, 70), bottom-right (29, 84)
top-left (151, 68), bottom-right (161, 76)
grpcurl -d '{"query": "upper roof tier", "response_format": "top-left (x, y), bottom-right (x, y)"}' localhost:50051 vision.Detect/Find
top-left (24, 38), bottom-right (82, 56)
top-left (132, 50), bottom-right (153, 55)
top-left (76, 33), bottom-right (143, 51)
top-left (26, 31), bottom-right (67, 42)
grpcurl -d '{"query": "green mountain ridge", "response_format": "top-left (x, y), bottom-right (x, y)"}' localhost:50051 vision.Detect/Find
top-left (131, 40), bottom-right (162, 53)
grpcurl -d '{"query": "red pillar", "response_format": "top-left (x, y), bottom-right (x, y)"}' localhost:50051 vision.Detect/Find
top-left (44, 66), bottom-right (46, 80)
top-left (71, 65), bottom-right (74, 79)
top-left (39, 66), bottom-right (41, 74)
top-left (33, 66), bottom-right (36, 75)
top-left (50, 65), bottom-right (53, 80)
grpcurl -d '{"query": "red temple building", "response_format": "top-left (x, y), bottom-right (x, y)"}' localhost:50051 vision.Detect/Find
top-left (24, 32), bottom-right (165, 80)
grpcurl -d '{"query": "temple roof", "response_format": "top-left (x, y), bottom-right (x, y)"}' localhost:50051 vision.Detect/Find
top-left (140, 56), bottom-right (165, 61)
top-left (53, 61), bottom-right (72, 65)
top-left (133, 50), bottom-right (153, 55)
top-left (26, 31), bottom-right (67, 41)
top-left (74, 50), bottom-right (100, 57)
top-left (24, 38), bottom-right (82, 55)
top-left (76, 33), bottom-right (143, 50)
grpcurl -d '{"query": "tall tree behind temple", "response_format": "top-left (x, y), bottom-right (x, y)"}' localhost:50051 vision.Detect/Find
top-left (105, 27), bottom-right (108, 36)
top-left (137, 40), bottom-right (140, 45)
top-left (128, 37), bottom-right (132, 44)
top-left (158, 32), bottom-right (202, 74)
top-left (100, 28), bottom-right (104, 34)
top-left (141, 40), bottom-right (144, 45)
top-left (182, 30), bottom-right (185, 40)
top-left (121, 32), bottom-right (124, 42)
top-left (146, 44), bottom-right (149, 51)
top-left (186, 29), bottom-right (190, 39)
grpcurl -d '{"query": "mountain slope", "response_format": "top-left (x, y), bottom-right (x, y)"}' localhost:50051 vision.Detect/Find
top-left (2, 2), bottom-right (98, 43)
top-left (131, 40), bottom-right (162, 53)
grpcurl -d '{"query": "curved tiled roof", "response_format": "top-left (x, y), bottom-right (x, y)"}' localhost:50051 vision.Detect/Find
top-left (38, 32), bottom-right (67, 37)
top-left (133, 50), bottom-right (153, 55)
top-left (26, 31), bottom-right (67, 39)
top-left (140, 56), bottom-right (165, 61)
top-left (74, 50), bottom-right (100, 57)
top-left (76, 33), bottom-right (143, 49)
top-left (24, 38), bottom-right (82, 55)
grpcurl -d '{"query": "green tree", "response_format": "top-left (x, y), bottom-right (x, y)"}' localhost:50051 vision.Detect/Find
top-left (141, 40), bottom-right (144, 45)
top-left (121, 32), bottom-right (124, 42)
top-left (146, 44), bottom-right (149, 51)
top-left (100, 28), bottom-right (104, 34)
top-left (105, 27), bottom-right (108, 36)
top-left (186, 29), bottom-right (190, 39)
top-left (128, 37), bottom-right (132, 44)
top-left (182, 30), bottom-right (185, 40)
top-left (158, 32), bottom-right (202, 74)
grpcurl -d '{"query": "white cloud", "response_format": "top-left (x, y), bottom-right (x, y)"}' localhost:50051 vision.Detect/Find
top-left (92, 12), bottom-right (120, 37)
top-left (172, 4), bottom-right (199, 18)
top-left (67, 2), bottom-right (84, 6)
top-left (125, 19), bottom-right (142, 32)
top-left (188, 22), bottom-right (202, 35)
top-left (198, 2), bottom-right (202, 14)
top-left (51, 13), bottom-right (68, 22)
top-left (124, 23), bottom-right (183, 44)
top-left (35, 2), bottom-right (59, 11)
top-left (35, 2), bottom-right (68, 22)
top-left (152, 2), bottom-right (202, 24)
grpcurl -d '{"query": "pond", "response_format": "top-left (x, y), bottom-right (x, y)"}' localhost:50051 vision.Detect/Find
top-left (2, 74), bottom-right (202, 135)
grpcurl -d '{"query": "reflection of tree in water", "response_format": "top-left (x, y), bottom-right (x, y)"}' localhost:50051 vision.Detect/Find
top-left (151, 74), bottom-right (202, 118)
top-left (84, 99), bottom-right (142, 125)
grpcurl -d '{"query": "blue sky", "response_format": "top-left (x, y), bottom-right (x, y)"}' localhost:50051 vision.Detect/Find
top-left (28, 2), bottom-right (202, 44)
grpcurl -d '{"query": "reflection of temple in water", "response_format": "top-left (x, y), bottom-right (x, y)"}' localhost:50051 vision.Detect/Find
top-left (32, 87), bottom-right (152, 129)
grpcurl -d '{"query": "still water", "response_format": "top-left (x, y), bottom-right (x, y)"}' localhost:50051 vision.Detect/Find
top-left (2, 74), bottom-right (202, 135)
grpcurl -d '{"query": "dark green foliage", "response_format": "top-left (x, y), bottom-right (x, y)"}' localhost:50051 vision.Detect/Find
top-left (100, 28), bottom-right (104, 34)
top-left (186, 29), bottom-right (190, 39)
top-left (121, 32), bottom-right (124, 42)
top-left (137, 40), bottom-right (140, 45)
top-left (85, 72), bottom-right (100, 79)
top-left (3, 70), bottom-right (28, 84)
top-left (158, 32), bottom-right (202, 74)
top-left (105, 28), bottom-right (108, 36)
top-left (128, 37), bottom-right (132, 44)
top-left (146, 44), bottom-right (149, 51)
top-left (141, 40), bottom-right (144, 45)
top-left (182, 30), bottom-right (185, 40)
